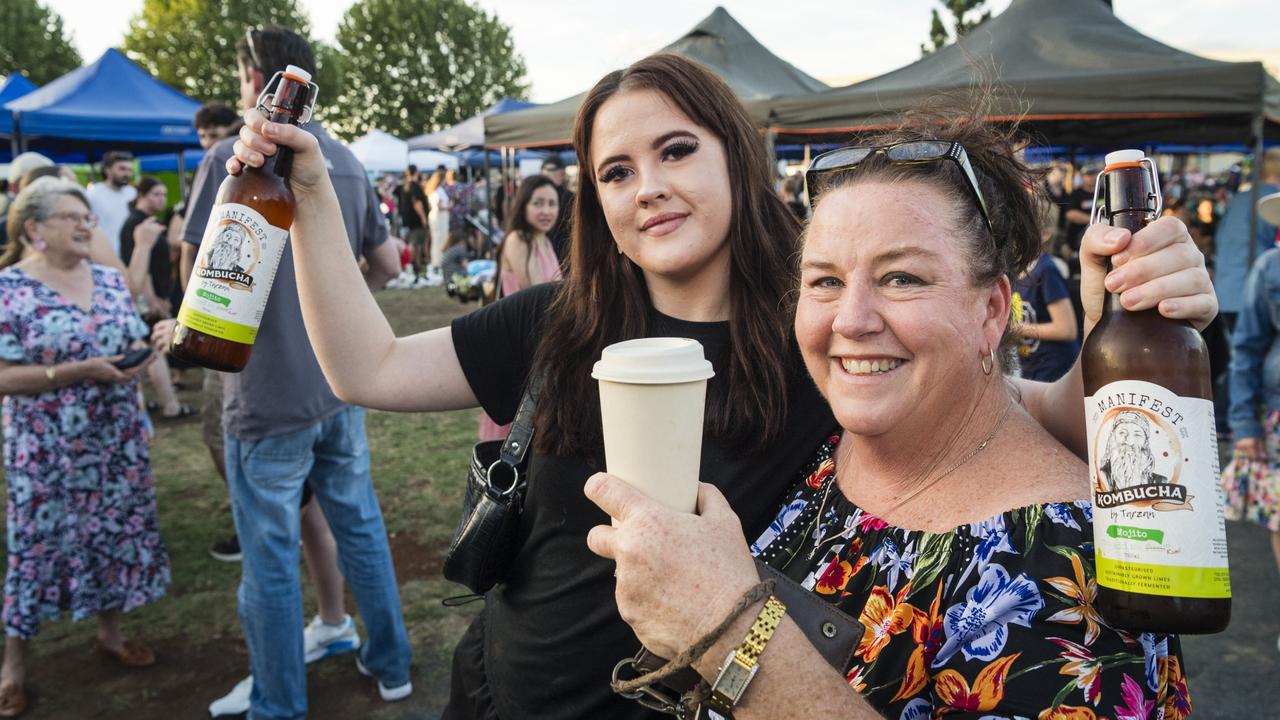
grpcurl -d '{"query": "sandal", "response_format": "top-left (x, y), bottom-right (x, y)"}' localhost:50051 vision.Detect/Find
top-left (158, 403), bottom-right (198, 422)
top-left (95, 638), bottom-right (155, 668)
top-left (0, 683), bottom-right (26, 718)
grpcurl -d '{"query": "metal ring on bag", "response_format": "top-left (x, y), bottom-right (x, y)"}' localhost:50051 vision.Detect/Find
top-left (485, 460), bottom-right (521, 497)
top-left (611, 657), bottom-right (687, 717)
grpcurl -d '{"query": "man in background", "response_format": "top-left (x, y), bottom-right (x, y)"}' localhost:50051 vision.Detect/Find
top-left (178, 25), bottom-right (410, 720)
top-left (86, 150), bottom-right (136, 256)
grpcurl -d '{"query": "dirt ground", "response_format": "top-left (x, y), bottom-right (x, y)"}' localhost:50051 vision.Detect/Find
top-left (23, 535), bottom-right (474, 720)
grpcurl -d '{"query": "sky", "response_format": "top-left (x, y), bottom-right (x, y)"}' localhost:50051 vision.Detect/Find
top-left (40, 0), bottom-right (1280, 103)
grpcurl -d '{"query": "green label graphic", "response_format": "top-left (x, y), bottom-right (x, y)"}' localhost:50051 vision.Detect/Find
top-left (196, 288), bottom-right (231, 307)
top-left (1107, 525), bottom-right (1165, 544)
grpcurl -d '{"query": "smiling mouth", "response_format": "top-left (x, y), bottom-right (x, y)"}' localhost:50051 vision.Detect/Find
top-left (640, 212), bottom-right (688, 232)
top-left (840, 358), bottom-right (905, 376)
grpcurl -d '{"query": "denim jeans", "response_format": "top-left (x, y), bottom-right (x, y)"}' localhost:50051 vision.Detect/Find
top-left (225, 406), bottom-right (411, 720)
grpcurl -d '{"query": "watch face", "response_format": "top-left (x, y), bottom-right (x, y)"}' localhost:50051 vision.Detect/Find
top-left (712, 655), bottom-right (760, 706)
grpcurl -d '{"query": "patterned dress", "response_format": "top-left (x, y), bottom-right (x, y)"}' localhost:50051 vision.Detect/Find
top-left (752, 435), bottom-right (1191, 719)
top-left (0, 264), bottom-right (170, 639)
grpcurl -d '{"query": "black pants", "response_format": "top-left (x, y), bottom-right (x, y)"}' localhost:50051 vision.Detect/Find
top-left (442, 612), bottom-right (501, 720)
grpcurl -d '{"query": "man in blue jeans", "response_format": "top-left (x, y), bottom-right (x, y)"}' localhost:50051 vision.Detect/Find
top-left (178, 26), bottom-right (409, 720)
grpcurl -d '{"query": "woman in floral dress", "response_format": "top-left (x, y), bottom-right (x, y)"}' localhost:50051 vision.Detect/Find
top-left (0, 179), bottom-right (170, 717)
top-left (587, 111), bottom-right (1204, 717)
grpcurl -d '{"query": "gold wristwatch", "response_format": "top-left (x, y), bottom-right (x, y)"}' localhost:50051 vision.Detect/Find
top-left (707, 595), bottom-right (786, 716)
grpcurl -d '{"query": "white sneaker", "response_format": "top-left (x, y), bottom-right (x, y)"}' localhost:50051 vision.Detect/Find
top-left (208, 675), bottom-right (252, 717)
top-left (413, 275), bottom-right (442, 288)
top-left (304, 614), bottom-right (360, 664)
top-left (355, 656), bottom-right (413, 702)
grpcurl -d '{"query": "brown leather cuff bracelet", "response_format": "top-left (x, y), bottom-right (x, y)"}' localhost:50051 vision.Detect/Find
top-left (622, 558), bottom-right (862, 701)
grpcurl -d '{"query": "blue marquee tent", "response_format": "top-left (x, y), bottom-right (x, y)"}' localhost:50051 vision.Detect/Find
top-left (0, 74), bottom-right (37, 135)
top-left (4, 49), bottom-right (201, 153)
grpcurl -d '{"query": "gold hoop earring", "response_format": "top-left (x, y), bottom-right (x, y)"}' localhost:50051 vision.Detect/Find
top-left (981, 348), bottom-right (995, 376)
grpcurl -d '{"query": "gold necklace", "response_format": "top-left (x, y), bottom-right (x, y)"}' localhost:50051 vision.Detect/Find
top-left (804, 398), bottom-right (1015, 562)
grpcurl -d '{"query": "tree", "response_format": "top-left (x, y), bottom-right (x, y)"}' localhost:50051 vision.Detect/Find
top-left (0, 0), bottom-right (82, 85)
top-left (122, 0), bottom-right (341, 109)
top-left (920, 0), bottom-right (992, 55)
top-left (332, 0), bottom-right (528, 141)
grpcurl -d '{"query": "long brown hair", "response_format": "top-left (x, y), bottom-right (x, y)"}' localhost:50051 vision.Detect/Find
top-left (532, 53), bottom-right (801, 457)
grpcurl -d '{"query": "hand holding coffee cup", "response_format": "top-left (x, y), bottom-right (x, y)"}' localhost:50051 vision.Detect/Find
top-left (592, 338), bottom-right (715, 513)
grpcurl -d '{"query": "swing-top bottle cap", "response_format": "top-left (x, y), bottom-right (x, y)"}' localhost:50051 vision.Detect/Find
top-left (283, 65), bottom-right (312, 83)
top-left (1104, 149), bottom-right (1145, 167)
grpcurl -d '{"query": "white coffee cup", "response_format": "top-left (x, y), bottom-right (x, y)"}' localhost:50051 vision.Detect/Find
top-left (592, 338), bottom-right (715, 513)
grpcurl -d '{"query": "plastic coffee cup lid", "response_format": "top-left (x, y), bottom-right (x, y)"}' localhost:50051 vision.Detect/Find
top-left (1104, 149), bottom-right (1145, 166)
top-left (592, 337), bottom-right (715, 384)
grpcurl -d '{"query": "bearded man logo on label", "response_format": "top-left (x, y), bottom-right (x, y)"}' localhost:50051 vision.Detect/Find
top-left (1098, 410), bottom-right (1169, 492)
top-left (208, 224), bottom-right (248, 274)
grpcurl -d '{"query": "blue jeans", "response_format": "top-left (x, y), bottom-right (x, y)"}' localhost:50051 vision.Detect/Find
top-left (225, 406), bottom-right (411, 720)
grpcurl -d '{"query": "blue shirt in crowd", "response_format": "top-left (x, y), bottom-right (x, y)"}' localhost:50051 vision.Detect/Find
top-left (1229, 247), bottom-right (1280, 440)
top-left (1013, 254), bottom-right (1079, 382)
top-left (1214, 182), bottom-right (1279, 315)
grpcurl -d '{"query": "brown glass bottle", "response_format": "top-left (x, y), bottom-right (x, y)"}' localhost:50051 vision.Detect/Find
top-left (170, 66), bottom-right (315, 372)
top-left (1081, 150), bottom-right (1230, 634)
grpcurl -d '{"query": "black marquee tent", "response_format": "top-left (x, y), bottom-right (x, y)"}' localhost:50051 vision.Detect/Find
top-left (764, 0), bottom-right (1280, 148)
top-left (484, 6), bottom-right (827, 148)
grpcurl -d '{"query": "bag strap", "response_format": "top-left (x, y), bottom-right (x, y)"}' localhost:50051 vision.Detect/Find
top-left (499, 373), bottom-right (541, 467)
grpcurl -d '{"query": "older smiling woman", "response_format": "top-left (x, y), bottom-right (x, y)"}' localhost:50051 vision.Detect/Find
top-left (586, 112), bottom-right (1200, 718)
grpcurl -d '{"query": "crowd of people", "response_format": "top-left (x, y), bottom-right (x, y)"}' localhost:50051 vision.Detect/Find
top-left (1, 20), bottom-right (1277, 720)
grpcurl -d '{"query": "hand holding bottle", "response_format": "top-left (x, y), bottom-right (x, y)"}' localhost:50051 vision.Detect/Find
top-left (1077, 216), bottom-right (1216, 337)
top-left (229, 108), bottom-right (328, 201)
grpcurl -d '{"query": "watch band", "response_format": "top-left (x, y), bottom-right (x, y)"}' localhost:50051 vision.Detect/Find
top-left (707, 595), bottom-right (786, 715)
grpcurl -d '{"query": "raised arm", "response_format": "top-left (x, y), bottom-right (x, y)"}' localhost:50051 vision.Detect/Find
top-left (229, 111), bottom-right (477, 412)
top-left (1019, 217), bottom-right (1216, 456)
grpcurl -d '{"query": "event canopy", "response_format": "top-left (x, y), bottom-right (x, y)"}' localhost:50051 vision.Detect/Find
top-left (349, 129), bottom-right (410, 173)
top-left (409, 98), bottom-right (535, 152)
top-left (0, 74), bottom-right (37, 135)
top-left (765, 0), bottom-right (1280, 147)
top-left (485, 6), bottom-right (827, 148)
top-left (3, 48), bottom-right (202, 153)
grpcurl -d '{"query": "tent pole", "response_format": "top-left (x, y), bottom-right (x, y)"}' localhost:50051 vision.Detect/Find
top-left (483, 147), bottom-right (494, 250)
top-left (176, 149), bottom-right (188, 204)
top-left (12, 114), bottom-right (22, 155)
top-left (1248, 113), bottom-right (1264, 271)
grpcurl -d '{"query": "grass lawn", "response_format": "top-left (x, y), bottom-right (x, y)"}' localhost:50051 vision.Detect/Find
top-left (5, 287), bottom-right (482, 719)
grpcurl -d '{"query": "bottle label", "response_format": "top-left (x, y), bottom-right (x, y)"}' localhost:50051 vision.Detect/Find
top-left (177, 202), bottom-right (288, 344)
top-left (1085, 380), bottom-right (1230, 599)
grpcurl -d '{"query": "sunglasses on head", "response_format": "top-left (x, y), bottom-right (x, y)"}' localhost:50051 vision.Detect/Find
top-left (244, 27), bottom-right (263, 71)
top-left (805, 141), bottom-right (994, 237)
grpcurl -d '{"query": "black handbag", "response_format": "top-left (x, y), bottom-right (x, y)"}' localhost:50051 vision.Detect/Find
top-left (442, 380), bottom-right (539, 595)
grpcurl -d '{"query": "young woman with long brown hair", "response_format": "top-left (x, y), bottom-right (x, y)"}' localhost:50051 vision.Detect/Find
top-left (225, 54), bottom-right (1215, 718)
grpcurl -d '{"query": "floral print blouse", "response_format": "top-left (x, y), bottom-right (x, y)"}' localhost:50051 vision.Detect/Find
top-left (751, 435), bottom-right (1191, 719)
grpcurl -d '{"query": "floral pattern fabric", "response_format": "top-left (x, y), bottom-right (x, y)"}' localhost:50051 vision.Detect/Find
top-left (0, 265), bottom-right (170, 639)
top-left (1220, 410), bottom-right (1280, 532)
top-left (752, 435), bottom-right (1191, 719)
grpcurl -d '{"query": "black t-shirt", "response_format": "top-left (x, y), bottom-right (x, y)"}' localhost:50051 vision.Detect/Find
top-left (450, 283), bottom-right (838, 719)
top-left (398, 182), bottom-right (427, 229)
top-left (119, 208), bottom-right (172, 300)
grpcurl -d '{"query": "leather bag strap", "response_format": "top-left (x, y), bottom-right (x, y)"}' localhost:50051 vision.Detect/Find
top-left (499, 374), bottom-right (541, 467)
